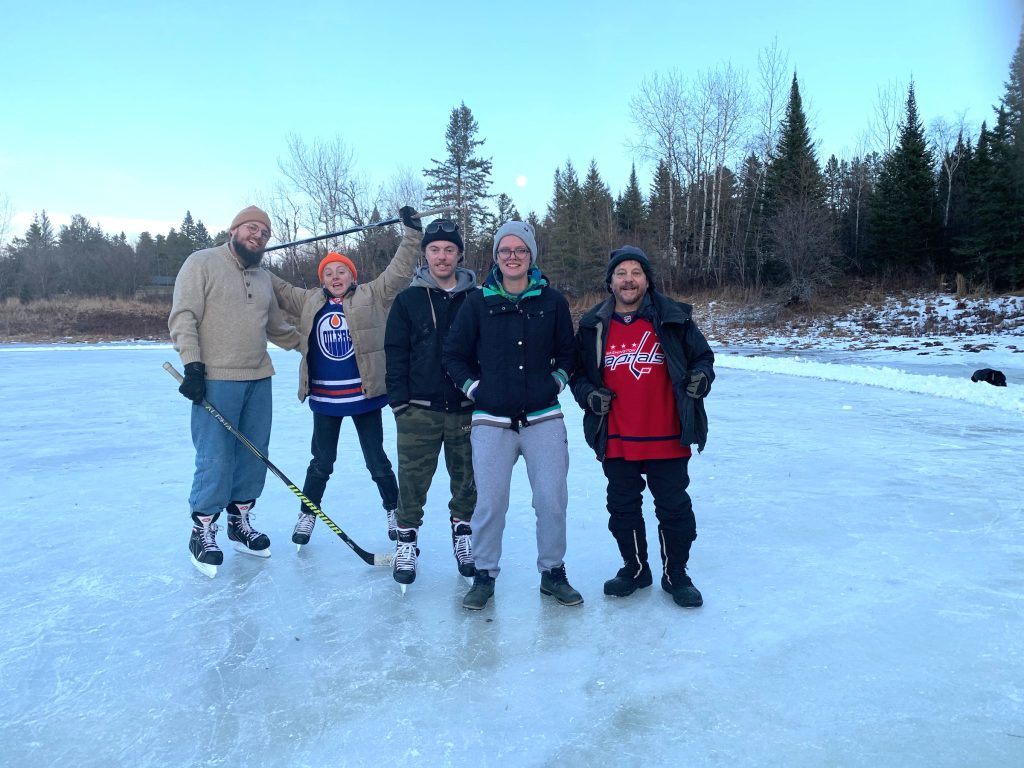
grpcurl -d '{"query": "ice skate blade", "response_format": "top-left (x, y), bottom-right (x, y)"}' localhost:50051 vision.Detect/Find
top-left (463, 575), bottom-right (474, 585)
top-left (190, 556), bottom-right (217, 579)
top-left (400, 584), bottom-right (407, 595)
top-left (232, 542), bottom-right (272, 558)
top-left (295, 543), bottom-right (303, 553)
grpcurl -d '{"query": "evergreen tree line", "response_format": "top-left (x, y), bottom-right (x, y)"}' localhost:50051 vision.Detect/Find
top-left (2, 29), bottom-right (1021, 302)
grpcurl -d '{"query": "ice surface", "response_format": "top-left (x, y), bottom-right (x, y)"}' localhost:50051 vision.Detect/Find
top-left (0, 342), bottom-right (1021, 767)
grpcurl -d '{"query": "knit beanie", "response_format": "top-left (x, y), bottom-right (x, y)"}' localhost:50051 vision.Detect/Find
top-left (230, 205), bottom-right (271, 232)
top-left (606, 245), bottom-right (655, 292)
top-left (318, 252), bottom-right (358, 283)
top-left (492, 220), bottom-right (538, 264)
top-left (421, 219), bottom-right (464, 253)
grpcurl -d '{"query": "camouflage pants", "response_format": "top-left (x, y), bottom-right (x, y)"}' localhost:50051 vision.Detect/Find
top-left (395, 406), bottom-right (476, 528)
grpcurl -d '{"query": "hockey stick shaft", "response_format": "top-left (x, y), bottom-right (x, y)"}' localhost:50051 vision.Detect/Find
top-left (264, 206), bottom-right (453, 252)
top-left (163, 362), bottom-right (393, 567)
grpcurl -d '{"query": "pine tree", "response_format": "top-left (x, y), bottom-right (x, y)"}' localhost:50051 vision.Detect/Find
top-left (763, 74), bottom-right (825, 214)
top-left (762, 73), bottom-right (834, 300)
top-left (868, 81), bottom-right (938, 274)
top-left (542, 161), bottom-right (585, 291)
top-left (423, 102), bottom-right (493, 275)
top-left (615, 164), bottom-right (646, 242)
top-left (581, 160), bottom-right (616, 292)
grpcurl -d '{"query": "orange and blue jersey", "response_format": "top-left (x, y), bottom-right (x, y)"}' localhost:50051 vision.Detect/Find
top-left (307, 300), bottom-right (386, 417)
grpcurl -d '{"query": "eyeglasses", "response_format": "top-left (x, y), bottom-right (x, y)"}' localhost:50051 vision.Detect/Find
top-left (425, 220), bottom-right (459, 234)
top-left (244, 222), bottom-right (271, 240)
top-left (496, 247), bottom-right (530, 260)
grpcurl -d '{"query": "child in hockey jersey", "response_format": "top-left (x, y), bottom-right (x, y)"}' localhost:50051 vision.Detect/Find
top-left (270, 207), bottom-right (422, 546)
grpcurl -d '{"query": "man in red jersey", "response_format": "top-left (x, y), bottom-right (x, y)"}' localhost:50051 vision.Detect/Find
top-left (571, 246), bottom-right (715, 608)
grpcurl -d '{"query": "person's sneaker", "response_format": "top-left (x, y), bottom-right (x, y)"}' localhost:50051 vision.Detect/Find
top-left (451, 518), bottom-right (476, 578)
top-left (386, 507), bottom-right (398, 541)
top-left (661, 573), bottom-right (703, 608)
top-left (462, 570), bottom-right (496, 610)
top-left (603, 562), bottom-right (654, 597)
top-left (539, 564), bottom-right (584, 606)
top-left (292, 511), bottom-right (317, 547)
top-left (226, 500), bottom-right (271, 557)
top-left (393, 528), bottom-right (419, 586)
top-left (189, 513), bottom-right (223, 577)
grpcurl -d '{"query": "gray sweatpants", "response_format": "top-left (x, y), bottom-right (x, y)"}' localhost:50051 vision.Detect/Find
top-left (470, 418), bottom-right (570, 576)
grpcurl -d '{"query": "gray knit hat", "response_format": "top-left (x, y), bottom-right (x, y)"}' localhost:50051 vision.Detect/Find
top-left (492, 220), bottom-right (538, 264)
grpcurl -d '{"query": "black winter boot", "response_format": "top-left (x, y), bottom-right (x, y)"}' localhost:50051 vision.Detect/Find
top-left (659, 524), bottom-right (702, 608)
top-left (604, 528), bottom-right (653, 597)
top-left (463, 570), bottom-right (496, 610)
top-left (540, 564), bottom-right (584, 606)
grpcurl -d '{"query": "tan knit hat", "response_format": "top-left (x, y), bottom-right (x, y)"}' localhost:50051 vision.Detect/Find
top-left (230, 205), bottom-right (271, 232)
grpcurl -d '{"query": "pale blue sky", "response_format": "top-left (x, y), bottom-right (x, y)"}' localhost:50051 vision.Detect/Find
top-left (1, 0), bottom-right (1021, 241)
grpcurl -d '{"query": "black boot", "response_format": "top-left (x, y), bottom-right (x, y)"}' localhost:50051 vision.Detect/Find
top-left (540, 564), bottom-right (584, 606)
top-left (604, 527), bottom-right (653, 597)
top-left (463, 570), bottom-right (496, 610)
top-left (659, 524), bottom-right (702, 608)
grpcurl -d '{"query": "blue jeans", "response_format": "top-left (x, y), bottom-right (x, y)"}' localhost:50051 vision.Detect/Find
top-left (189, 378), bottom-right (272, 516)
top-left (301, 408), bottom-right (398, 512)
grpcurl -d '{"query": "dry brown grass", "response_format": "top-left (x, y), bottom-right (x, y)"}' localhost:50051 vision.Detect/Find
top-left (0, 297), bottom-right (172, 342)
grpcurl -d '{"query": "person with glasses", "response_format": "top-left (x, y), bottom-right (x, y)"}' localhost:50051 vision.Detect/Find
top-left (443, 220), bottom-right (582, 610)
top-left (570, 246), bottom-right (714, 608)
top-left (270, 207), bottom-right (422, 552)
top-left (384, 219), bottom-right (478, 589)
top-left (170, 205), bottom-right (301, 577)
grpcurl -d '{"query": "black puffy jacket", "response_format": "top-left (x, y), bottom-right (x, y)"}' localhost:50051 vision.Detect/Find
top-left (443, 268), bottom-right (575, 419)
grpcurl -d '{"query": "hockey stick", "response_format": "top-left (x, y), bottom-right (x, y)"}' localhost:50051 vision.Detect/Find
top-left (264, 206), bottom-right (453, 252)
top-left (163, 362), bottom-right (394, 567)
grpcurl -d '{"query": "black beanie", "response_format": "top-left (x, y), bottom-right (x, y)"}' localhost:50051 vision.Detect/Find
top-left (606, 245), bottom-right (655, 292)
top-left (421, 219), bottom-right (464, 254)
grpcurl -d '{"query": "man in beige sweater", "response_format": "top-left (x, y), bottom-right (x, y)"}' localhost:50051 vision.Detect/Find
top-left (169, 205), bottom-right (300, 578)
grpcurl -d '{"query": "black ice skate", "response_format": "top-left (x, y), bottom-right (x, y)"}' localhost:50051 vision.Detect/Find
top-left (227, 500), bottom-right (271, 558)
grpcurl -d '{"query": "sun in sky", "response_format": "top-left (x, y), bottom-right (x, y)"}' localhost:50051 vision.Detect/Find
top-left (515, 175), bottom-right (528, 188)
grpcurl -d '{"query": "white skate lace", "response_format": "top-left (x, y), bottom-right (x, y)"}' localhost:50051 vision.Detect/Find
top-left (395, 539), bottom-right (417, 571)
top-left (200, 521), bottom-right (220, 550)
top-left (452, 524), bottom-right (473, 566)
top-left (231, 510), bottom-right (263, 544)
top-left (294, 513), bottom-right (316, 536)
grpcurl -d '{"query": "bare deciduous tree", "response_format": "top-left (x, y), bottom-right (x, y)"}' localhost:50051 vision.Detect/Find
top-left (277, 134), bottom-right (379, 245)
top-left (929, 113), bottom-right (970, 227)
top-left (870, 78), bottom-right (905, 156)
top-left (629, 70), bottom-right (687, 269)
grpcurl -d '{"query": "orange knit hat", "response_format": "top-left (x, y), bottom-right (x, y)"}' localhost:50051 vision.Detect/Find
top-left (318, 252), bottom-right (357, 283)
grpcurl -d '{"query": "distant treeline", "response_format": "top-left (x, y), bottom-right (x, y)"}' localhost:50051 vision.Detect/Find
top-left (2, 30), bottom-right (1021, 303)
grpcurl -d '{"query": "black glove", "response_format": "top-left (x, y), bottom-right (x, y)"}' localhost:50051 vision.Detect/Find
top-left (586, 387), bottom-right (616, 415)
top-left (685, 371), bottom-right (709, 399)
top-left (179, 362), bottom-right (207, 403)
top-left (399, 206), bottom-right (422, 232)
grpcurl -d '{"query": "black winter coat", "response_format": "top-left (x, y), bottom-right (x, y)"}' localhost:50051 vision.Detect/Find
top-left (570, 291), bottom-right (715, 460)
top-left (443, 274), bottom-right (575, 419)
top-left (385, 269), bottom-right (476, 413)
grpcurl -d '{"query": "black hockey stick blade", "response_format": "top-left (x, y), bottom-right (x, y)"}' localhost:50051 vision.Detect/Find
top-left (163, 362), bottom-right (394, 567)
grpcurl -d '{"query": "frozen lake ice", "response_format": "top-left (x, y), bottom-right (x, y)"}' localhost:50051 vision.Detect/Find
top-left (0, 342), bottom-right (1021, 767)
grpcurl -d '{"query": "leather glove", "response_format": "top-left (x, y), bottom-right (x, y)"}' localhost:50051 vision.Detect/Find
top-left (685, 371), bottom-right (709, 399)
top-left (586, 387), bottom-right (616, 415)
top-left (399, 206), bottom-right (422, 231)
top-left (179, 362), bottom-right (206, 403)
